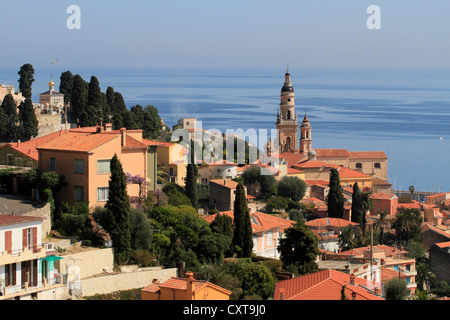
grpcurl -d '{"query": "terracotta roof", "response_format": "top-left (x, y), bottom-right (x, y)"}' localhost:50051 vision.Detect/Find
top-left (398, 200), bottom-right (422, 210)
top-left (279, 152), bottom-right (307, 167)
top-left (210, 179), bottom-right (239, 189)
top-left (0, 215), bottom-right (43, 226)
top-left (306, 218), bottom-right (358, 228)
top-left (0, 130), bottom-right (70, 161)
top-left (330, 165), bottom-right (371, 179)
top-left (142, 276), bottom-right (231, 296)
top-left (287, 167), bottom-right (304, 174)
top-left (421, 223), bottom-right (450, 239)
top-left (348, 151), bottom-right (387, 159)
top-left (121, 135), bottom-right (147, 150)
top-left (274, 269), bottom-right (383, 300)
top-left (314, 149), bottom-right (350, 158)
top-left (37, 132), bottom-right (119, 152)
top-left (294, 160), bottom-right (330, 169)
top-left (435, 241), bottom-right (450, 249)
top-left (338, 245), bottom-right (408, 258)
top-left (142, 139), bottom-right (176, 148)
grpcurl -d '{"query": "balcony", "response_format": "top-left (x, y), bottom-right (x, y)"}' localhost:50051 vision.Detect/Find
top-left (0, 245), bottom-right (47, 265)
top-left (0, 275), bottom-right (65, 300)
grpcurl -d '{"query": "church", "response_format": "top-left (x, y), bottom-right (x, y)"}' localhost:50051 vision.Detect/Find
top-left (270, 68), bottom-right (391, 193)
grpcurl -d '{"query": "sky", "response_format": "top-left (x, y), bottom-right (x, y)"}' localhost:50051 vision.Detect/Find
top-left (1, 0), bottom-right (450, 70)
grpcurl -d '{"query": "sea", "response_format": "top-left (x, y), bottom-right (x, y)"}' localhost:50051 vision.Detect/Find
top-left (1, 66), bottom-right (449, 193)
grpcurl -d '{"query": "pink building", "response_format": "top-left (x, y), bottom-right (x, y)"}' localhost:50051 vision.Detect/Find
top-left (370, 193), bottom-right (398, 216)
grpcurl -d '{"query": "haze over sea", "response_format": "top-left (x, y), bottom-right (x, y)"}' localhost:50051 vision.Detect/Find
top-left (2, 66), bottom-right (449, 193)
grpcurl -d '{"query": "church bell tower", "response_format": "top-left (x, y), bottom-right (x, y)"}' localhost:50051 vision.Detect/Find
top-left (276, 67), bottom-right (299, 154)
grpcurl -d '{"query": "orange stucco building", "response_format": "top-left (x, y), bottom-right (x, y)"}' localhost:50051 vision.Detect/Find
top-left (141, 271), bottom-right (231, 300)
top-left (37, 125), bottom-right (148, 209)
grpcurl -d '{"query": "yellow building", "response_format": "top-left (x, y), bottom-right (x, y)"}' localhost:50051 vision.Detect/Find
top-left (141, 271), bottom-right (231, 300)
top-left (37, 125), bottom-right (148, 209)
top-left (142, 140), bottom-right (188, 186)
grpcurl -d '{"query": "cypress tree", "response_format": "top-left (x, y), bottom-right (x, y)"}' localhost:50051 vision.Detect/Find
top-left (105, 154), bottom-right (132, 263)
top-left (18, 97), bottom-right (39, 141)
top-left (71, 74), bottom-right (88, 125)
top-left (327, 168), bottom-right (345, 219)
top-left (351, 182), bottom-right (363, 225)
top-left (1, 94), bottom-right (19, 141)
top-left (59, 71), bottom-right (74, 104)
top-left (18, 63), bottom-right (34, 99)
top-left (185, 140), bottom-right (198, 208)
top-left (232, 182), bottom-right (253, 258)
top-left (86, 76), bottom-right (103, 126)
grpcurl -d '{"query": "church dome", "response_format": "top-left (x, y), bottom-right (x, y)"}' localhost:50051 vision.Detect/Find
top-left (281, 84), bottom-right (294, 92)
top-left (308, 149), bottom-right (316, 156)
top-left (49, 80), bottom-right (55, 86)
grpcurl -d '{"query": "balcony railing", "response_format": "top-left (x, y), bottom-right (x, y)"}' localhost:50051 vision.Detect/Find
top-left (0, 275), bottom-right (66, 300)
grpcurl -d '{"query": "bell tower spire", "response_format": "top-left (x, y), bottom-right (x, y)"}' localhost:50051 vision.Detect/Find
top-left (276, 67), bottom-right (299, 154)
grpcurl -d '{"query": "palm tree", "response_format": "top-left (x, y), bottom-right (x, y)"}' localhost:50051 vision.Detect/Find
top-left (359, 191), bottom-right (374, 235)
top-left (392, 208), bottom-right (422, 244)
top-left (374, 210), bottom-right (390, 244)
top-left (409, 185), bottom-right (415, 201)
top-left (338, 225), bottom-right (363, 252)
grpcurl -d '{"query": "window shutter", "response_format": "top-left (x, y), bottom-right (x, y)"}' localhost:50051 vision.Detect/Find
top-left (33, 227), bottom-right (38, 253)
top-left (12, 263), bottom-right (16, 286)
top-left (23, 229), bottom-right (27, 250)
top-left (5, 231), bottom-right (12, 254)
top-left (32, 259), bottom-right (38, 287)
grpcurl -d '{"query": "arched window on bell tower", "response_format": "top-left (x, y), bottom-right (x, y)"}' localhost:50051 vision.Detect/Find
top-left (287, 110), bottom-right (291, 120)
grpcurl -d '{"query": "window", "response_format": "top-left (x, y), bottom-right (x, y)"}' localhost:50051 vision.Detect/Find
top-left (50, 158), bottom-right (56, 171)
top-left (97, 187), bottom-right (109, 202)
top-left (74, 159), bottom-right (84, 174)
top-left (356, 163), bottom-right (362, 169)
top-left (7, 154), bottom-right (13, 166)
top-left (97, 159), bottom-right (111, 174)
top-left (74, 186), bottom-right (84, 201)
top-left (374, 163), bottom-right (381, 169)
top-left (266, 231), bottom-right (273, 246)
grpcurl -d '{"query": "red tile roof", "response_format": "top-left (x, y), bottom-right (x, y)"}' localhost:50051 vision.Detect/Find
top-left (306, 218), bottom-right (358, 229)
top-left (279, 152), bottom-right (307, 167)
top-left (0, 215), bottom-right (43, 226)
top-left (435, 241), bottom-right (450, 249)
top-left (210, 179), bottom-right (239, 189)
top-left (315, 149), bottom-right (350, 158)
top-left (370, 193), bottom-right (397, 200)
top-left (0, 130), bottom-right (70, 161)
top-left (274, 269), bottom-right (383, 300)
top-left (142, 276), bottom-right (231, 296)
top-left (37, 132), bottom-right (119, 152)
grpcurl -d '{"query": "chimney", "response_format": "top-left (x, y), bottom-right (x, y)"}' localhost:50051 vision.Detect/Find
top-left (185, 271), bottom-right (195, 300)
top-left (350, 273), bottom-right (355, 285)
top-left (152, 279), bottom-right (160, 284)
top-left (16, 140), bottom-right (20, 147)
top-left (352, 292), bottom-right (357, 300)
top-left (374, 286), bottom-right (380, 296)
top-left (120, 128), bottom-right (126, 146)
top-left (279, 288), bottom-right (285, 300)
top-left (224, 179), bottom-right (227, 185)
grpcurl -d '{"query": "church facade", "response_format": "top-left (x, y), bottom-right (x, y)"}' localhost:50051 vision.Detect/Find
top-left (274, 69), bottom-right (390, 189)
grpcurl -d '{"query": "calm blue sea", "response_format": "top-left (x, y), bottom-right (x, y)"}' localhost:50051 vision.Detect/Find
top-left (1, 66), bottom-right (449, 193)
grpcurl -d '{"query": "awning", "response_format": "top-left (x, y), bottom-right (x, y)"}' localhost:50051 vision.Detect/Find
top-left (42, 255), bottom-right (64, 262)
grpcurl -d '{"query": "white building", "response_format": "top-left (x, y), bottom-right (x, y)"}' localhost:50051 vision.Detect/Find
top-left (0, 215), bottom-right (64, 300)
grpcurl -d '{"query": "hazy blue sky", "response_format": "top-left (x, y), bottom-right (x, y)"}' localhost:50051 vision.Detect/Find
top-left (2, 1), bottom-right (450, 69)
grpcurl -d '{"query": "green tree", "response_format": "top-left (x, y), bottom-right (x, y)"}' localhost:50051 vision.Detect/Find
top-left (18, 98), bottom-right (38, 141)
top-left (210, 213), bottom-right (234, 239)
top-left (59, 71), bottom-right (74, 104)
top-left (327, 168), bottom-right (345, 218)
top-left (374, 210), bottom-right (390, 244)
top-left (266, 196), bottom-right (288, 213)
top-left (71, 74), bottom-right (88, 124)
top-left (18, 63), bottom-right (34, 99)
top-left (185, 141), bottom-right (198, 208)
top-left (392, 208), bottom-right (423, 244)
top-left (1, 94), bottom-right (19, 141)
top-left (338, 225), bottom-right (363, 251)
top-left (0, 106), bottom-right (7, 138)
top-left (277, 176), bottom-right (306, 202)
top-left (278, 221), bottom-right (321, 275)
top-left (385, 278), bottom-right (409, 300)
top-left (351, 183), bottom-right (363, 225)
top-left (105, 154), bottom-right (132, 263)
top-left (142, 105), bottom-right (162, 139)
top-left (129, 208), bottom-right (153, 251)
top-left (85, 75), bottom-right (103, 126)
top-left (232, 183), bottom-right (253, 258)
top-left (359, 190), bottom-right (374, 234)
top-left (235, 260), bottom-right (275, 300)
